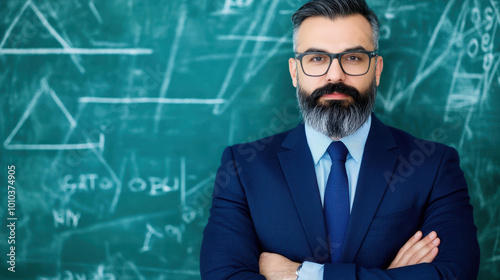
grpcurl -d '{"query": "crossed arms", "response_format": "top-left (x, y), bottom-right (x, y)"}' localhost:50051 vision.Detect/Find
top-left (200, 145), bottom-right (480, 280)
top-left (260, 230), bottom-right (440, 279)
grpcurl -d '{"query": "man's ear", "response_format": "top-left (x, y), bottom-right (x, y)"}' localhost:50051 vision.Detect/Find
top-left (289, 58), bottom-right (298, 88)
top-left (375, 55), bottom-right (383, 86)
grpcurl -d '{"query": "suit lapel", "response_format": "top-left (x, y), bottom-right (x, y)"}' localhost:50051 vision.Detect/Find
top-left (277, 124), bottom-right (329, 261)
top-left (341, 114), bottom-right (399, 263)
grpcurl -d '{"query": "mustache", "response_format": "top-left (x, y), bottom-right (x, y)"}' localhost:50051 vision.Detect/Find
top-left (309, 83), bottom-right (361, 102)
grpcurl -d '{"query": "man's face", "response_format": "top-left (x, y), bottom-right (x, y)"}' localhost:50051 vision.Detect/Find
top-left (288, 15), bottom-right (384, 139)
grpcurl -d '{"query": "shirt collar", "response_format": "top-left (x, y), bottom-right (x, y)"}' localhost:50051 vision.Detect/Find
top-left (305, 114), bottom-right (372, 164)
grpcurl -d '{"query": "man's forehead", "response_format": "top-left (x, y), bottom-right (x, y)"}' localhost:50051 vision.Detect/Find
top-left (295, 15), bottom-right (374, 52)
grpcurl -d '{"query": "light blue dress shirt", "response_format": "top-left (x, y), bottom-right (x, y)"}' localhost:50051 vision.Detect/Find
top-left (298, 115), bottom-right (372, 280)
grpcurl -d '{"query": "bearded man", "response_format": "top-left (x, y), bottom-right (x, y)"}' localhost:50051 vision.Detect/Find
top-left (200, 1), bottom-right (480, 279)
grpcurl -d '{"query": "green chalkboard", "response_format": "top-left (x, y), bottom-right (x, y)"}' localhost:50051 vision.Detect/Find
top-left (0, 0), bottom-right (498, 279)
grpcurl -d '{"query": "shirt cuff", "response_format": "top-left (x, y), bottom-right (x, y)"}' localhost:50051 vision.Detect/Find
top-left (298, 261), bottom-right (324, 280)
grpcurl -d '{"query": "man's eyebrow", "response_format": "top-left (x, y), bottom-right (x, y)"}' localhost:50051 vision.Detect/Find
top-left (303, 48), bottom-right (329, 53)
top-left (344, 46), bottom-right (368, 52)
top-left (301, 46), bottom-right (368, 53)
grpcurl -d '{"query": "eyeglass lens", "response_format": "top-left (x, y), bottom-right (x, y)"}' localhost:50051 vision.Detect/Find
top-left (301, 52), bottom-right (371, 76)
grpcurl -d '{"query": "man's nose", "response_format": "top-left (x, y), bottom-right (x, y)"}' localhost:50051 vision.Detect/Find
top-left (325, 58), bottom-right (346, 83)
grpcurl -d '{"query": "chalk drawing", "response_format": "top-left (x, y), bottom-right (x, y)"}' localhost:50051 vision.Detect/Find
top-left (185, 175), bottom-right (215, 198)
top-left (187, 49), bottom-right (291, 63)
top-left (52, 209), bottom-right (81, 228)
top-left (212, 0), bottom-right (269, 115)
top-left (3, 78), bottom-right (105, 151)
top-left (153, 5), bottom-right (188, 133)
top-left (79, 97), bottom-right (226, 105)
top-left (212, 0), bottom-right (296, 115)
top-left (61, 174), bottom-right (114, 193)
top-left (165, 224), bottom-right (184, 243)
top-left (128, 176), bottom-right (179, 195)
top-left (245, 0), bottom-right (280, 79)
top-left (0, 0), bottom-right (31, 49)
top-left (0, 0), bottom-right (153, 73)
top-left (217, 34), bottom-right (293, 42)
top-left (140, 223), bottom-right (164, 253)
top-left (218, 0), bottom-right (255, 15)
top-left (181, 206), bottom-right (197, 224)
top-left (180, 157), bottom-right (186, 207)
top-left (59, 171), bottom-right (184, 198)
top-left (45, 102), bottom-right (123, 216)
top-left (444, 1), bottom-right (499, 149)
top-left (140, 223), bottom-right (185, 254)
top-left (0, 48), bottom-right (153, 55)
top-left (88, 1), bottom-right (103, 25)
top-left (215, 30), bottom-right (291, 114)
top-left (377, 0), bottom-right (499, 136)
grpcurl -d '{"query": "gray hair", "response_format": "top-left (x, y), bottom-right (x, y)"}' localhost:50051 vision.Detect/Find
top-left (292, 0), bottom-right (380, 52)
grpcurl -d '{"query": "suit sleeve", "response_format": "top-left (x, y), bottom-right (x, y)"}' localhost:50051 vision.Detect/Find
top-left (323, 146), bottom-right (480, 280)
top-left (200, 146), bottom-right (265, 280)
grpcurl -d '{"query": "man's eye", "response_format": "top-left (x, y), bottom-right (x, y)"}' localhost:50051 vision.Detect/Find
top-left (308, 55), bottom-right (330, 63)
top-left (343, 53), bottom-right (366, 63)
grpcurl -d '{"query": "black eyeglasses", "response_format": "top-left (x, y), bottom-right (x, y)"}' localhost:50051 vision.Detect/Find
top-left (295, 51), bottom-right (378, 77)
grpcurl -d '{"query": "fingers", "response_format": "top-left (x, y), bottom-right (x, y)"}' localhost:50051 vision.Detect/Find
top-left (389, 231), bottom-right (440, 269)
top-left (419, 247), bottom-right (439, 264)
top-left (399, 231), bottom-right (439, 266)
top-left (413, 232), bottom-right (439, 262)
top-left (391, 231), bottom-right (423, 265)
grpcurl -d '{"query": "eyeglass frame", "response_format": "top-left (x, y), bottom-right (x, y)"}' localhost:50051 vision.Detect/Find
top-left (294, 50), bottom-right (378, 77)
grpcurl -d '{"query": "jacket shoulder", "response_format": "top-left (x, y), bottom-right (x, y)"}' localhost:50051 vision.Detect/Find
top-left (386, 124), bottom-right (455, 159)
top-left (227, 125), bottom-right (298, 163)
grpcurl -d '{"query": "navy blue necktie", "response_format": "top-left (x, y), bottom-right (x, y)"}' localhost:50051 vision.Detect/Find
top-left (324, 141), bottom-right (349, 263)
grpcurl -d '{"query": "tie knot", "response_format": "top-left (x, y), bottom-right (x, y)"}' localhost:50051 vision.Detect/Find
top-left (327, 141), bottom-right (348, 162)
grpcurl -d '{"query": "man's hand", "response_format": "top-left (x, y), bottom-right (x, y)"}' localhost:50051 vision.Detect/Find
top-left (259, 231), bottom-right (439, 278)
top-left (388, 231), bottom-right (440, 269)
top-left (259, 252), bottom-right (300, 280)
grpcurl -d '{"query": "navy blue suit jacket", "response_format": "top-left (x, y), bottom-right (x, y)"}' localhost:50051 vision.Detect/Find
top-left (200, 114), bottom-right (479, 279)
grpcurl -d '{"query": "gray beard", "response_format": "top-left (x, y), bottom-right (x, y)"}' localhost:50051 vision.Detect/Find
top-left (296, 81), bottom-right (377, 139)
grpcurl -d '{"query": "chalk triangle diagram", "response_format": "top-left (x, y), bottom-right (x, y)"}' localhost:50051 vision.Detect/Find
top-left (0, 1), bottom-right (152, 74)
top-left (0, 2), bottom-right (63, 50)
top-left (3, 79), bottom-right (104, 151)
top-left (0, 1), bottom-right (86, 73)
top-left (0, 1), bottom-right (76, 51)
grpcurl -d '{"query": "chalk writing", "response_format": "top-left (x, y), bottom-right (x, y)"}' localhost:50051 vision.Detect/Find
top-left (52, 209), bottom-right (81, 228)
